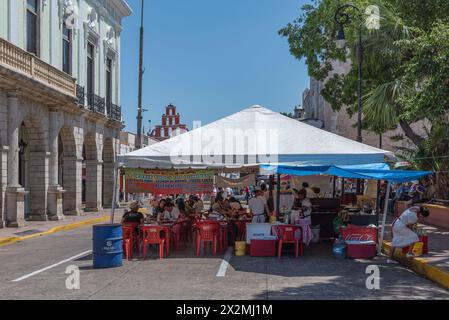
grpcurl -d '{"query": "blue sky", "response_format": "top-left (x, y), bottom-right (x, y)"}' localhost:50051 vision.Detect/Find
top-left (120, 0), bottom-right (309, 133)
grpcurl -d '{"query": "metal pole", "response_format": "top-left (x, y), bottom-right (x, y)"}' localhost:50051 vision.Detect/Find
top-left (356, 29), bottom-right (363, 143)
top-left (276, 174), bottom-right (281, 218)
top-left (378, 182), bottom-right (391, 255)
top-left (332, 176), bottom-right (336, 198)
top-left (136, 0), bottom-right (145, 150)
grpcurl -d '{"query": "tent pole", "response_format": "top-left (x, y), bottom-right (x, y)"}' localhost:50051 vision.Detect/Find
top-left (276, 174), bottom-right (281, 218)
top-left (378, 181), bottom-right (391, 256)
top-left (110, 164), bottom-right (119, 224)
top-left (332, 176), bottom-right (336, 198)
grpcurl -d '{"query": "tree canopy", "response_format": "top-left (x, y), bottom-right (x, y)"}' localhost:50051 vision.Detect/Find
top-left (279, 0), bottom-right (449, 147)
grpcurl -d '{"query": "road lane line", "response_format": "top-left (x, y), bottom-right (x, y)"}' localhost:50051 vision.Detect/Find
top-left (216, 247), bottom-right (233, 277)
top-left (11, 250), bottom-right (92, 282)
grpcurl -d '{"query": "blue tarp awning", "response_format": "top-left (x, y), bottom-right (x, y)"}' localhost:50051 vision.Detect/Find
top-left (260, 163), bottom-right (431, 183)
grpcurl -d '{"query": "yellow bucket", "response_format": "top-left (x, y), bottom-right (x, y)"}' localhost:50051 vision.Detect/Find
top-left (235, 241), bottom-right (246, 256)
top-left (412, 242), bottom-right (423, 256)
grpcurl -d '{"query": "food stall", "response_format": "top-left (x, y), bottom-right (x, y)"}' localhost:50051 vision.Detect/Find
top-left (261, 162), bottom-right (432, 256)
top-left (112, 105), bottom-right (398, 262)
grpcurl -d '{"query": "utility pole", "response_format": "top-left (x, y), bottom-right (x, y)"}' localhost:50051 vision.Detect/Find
top-left (136, 0), bottom-right (145, 149)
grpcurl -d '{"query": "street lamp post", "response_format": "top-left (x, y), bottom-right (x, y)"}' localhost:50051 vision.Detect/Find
top-left (334, 3), bottom-right (363, 143)
top-left (136, 0), bottom-right (145, 150)
top-left (335, 4), bottom-right (364, 195)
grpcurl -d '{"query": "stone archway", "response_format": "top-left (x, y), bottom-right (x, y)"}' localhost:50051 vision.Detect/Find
top-left (20, 116), bottom-right (48, 221)
top-left (84, 132), bottom-right (102, 212)
top-left (59, 126), bottom-right (82, 216)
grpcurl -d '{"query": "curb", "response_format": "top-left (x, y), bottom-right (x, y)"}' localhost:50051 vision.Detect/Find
top-left (0, 215), bottom-right (110, 247)
top-left (382, 241), bottom-right (449, 291)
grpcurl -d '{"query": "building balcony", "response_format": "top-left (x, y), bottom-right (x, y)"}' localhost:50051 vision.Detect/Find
top-left (86, 93), bottom-right (105, 114)
top-left (107, 102), bottom-right (122, 122)
top-left (0, 37), bottom-right (76, 98)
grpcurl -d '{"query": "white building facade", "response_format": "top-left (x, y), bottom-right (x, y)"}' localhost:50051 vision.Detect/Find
top-left (0, 0), bottom-right (132, 227)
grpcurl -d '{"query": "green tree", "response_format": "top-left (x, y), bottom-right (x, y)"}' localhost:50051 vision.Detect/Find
top-left (280, 0), bottom-right (449, 198)
top-left (279, 0), bottom-right (449, 146)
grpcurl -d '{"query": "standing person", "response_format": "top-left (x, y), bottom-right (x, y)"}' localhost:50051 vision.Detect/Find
top-left (245, 186), bottom-right (250, 204)
top-left (301, 182), bottom-right (316, 199)
top-left (388, 206), bottom-right (430, 262)
top-left (292, 189), bottom-right (312, 223)
top-left (248, 186), bottom-right (268, 223)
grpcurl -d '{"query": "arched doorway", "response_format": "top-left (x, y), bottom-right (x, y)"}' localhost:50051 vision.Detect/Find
top-left (59, 126), bottom-right (82, 216)
top-left (19, 117), bottom-right (48, 221)
top-left (18, 123), bottom-right (30, 218)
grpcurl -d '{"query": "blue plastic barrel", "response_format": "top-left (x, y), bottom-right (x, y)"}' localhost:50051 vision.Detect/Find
top-left (92, 224), bottom-right (123, 268)
top-left (332, 242), bottom-right (347, 260)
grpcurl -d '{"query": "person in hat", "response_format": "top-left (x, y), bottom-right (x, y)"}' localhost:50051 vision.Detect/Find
top-left (248, 186), bottom-right (268, 223)
top-left (122, 202), bottom-right (145, 224)
top-left (388, 206), bottom-right (430, 262)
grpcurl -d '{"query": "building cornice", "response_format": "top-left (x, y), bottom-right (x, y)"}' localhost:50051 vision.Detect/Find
top-left (109, 0), bottom-right (133, 18)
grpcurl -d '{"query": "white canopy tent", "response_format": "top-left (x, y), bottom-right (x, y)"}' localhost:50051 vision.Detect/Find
top-left (117, 105), bottom-right (390, 169)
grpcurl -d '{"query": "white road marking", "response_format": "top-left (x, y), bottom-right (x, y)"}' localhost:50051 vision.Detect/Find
top-left (11, 250), bottom-right (92, 282)
top-left (216, 247), bottom-right (233, 277)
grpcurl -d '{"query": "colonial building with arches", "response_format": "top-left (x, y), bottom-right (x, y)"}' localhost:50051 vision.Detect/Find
top-left (0, 0), bottom-right (132, 227)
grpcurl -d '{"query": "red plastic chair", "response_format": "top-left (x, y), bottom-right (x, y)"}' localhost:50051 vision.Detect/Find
top-left (122, 225), bottom-right (135, 260)
top-left (233, 221), bottom-right (247, 241)
top-left (195, 222), bottom-right (219, 256)
top-left (181, 219), bottom-right (192, 242)
top-left (141, 226), bottom-right (166, 259)
top-left (171, 222), bottom-right (182, 251)
top-left (277, 225), bottom-right (303, 259)
top-left (123, 222), bottom-right (141, 252)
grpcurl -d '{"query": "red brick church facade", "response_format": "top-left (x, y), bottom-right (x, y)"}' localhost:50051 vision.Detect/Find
top-left (150, 104), bottom-right (188, 141)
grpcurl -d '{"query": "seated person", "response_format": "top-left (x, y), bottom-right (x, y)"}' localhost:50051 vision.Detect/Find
top-left (157, 202), bottom-right (180, 222)
top-left (122, 202), bottom-right (145, 224)
top-left (193, 196), bottom-right (204, 213)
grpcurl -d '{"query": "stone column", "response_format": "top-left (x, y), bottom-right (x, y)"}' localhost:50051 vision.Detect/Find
top-left (85, 160), bottom-right (103, 212)
top-left (5, 90), bottom-right (27, 227)
top-left (102, 162), bottom-right (115, 209)
top-left (0, 146), bottom-right (8, 228)
top-left (63, 156), bottom-right (83, 216)
top-left (47, 107), bottom-right (65, 221)
top-left (27, 151), bottom-right (49, 221)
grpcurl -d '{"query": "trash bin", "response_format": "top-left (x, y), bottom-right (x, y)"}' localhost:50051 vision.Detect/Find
top-left (93, 224), bottom-right (123, 269)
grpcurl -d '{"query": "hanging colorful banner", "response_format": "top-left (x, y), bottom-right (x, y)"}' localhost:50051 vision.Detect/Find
top-left (124, 168), bottom-right (214, 195)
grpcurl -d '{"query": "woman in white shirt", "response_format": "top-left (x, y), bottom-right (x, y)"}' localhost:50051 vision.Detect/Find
top-left (389, 206), bottom-right (430, 261)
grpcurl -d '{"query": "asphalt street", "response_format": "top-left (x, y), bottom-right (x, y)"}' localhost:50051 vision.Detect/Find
top-left (0, 224), bottom-right (448, 300)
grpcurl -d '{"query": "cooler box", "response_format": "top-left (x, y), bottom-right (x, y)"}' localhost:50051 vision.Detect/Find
top-left (250, 236), bottom-right (277, 257)
top-left (346, 240), bottom-right (377, 259)
top-left (246, 223), bottom-right (272, 244)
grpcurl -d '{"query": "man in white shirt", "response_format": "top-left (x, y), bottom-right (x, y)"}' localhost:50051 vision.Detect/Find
top-left (249, 187), bottom-right (268, 223)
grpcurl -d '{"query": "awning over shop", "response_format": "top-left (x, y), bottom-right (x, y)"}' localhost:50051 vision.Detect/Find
top-left (260, 163), bottom-right (431, 183)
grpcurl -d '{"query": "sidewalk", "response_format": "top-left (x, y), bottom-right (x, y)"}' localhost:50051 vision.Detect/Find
top-left (382, 219), bottom-right (449, 290)
top-left (0, 208), bottom-right (125, 247)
